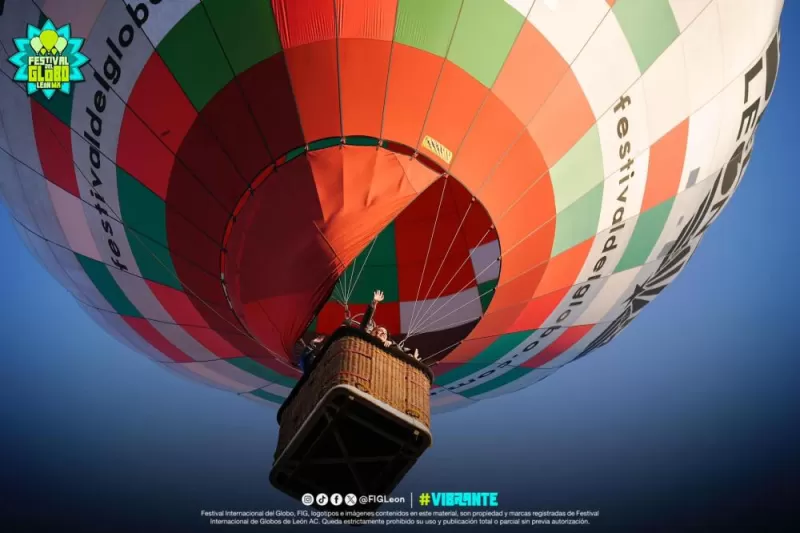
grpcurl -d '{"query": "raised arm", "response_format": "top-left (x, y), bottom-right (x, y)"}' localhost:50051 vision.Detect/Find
top-left (360, 290), bottom-right (384, 330)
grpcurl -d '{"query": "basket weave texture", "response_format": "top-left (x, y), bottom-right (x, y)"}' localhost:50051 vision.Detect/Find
top-left (276, 334), bottom-right (431, 457)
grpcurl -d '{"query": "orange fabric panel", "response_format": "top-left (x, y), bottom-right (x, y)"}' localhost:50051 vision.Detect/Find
top-left (421, 61), bottom-right (489, 159)
top-left (499, 219), bottom-right (556, 282)
top-left (339, 39), bottom-right (392, 137)
top-left (527, 70), bottom-right (595, 168)
top-left (478, 133), bottom-right (548, 217)
top-left (467, 302), bottom-right (527, 340)
top-left (533, 237), bottom-right (594, 298)
top-left (382, 44), bottom-right (445, 147)
top-left (493, 23), bottom-right (569, 125)
top-left (450, 92), bottom-right (525, 193)
top-left (396, 156), bottom-right (442, 193)
top-left (443, 335), bottom-right (497, 364)
top-left (336, 0), bottom-right (397, 40)
top-left (641, 118), bottom-right (689, 212)
top-left (488, 262), bottom-right (548, 311)
top-left (493, 173), bottom-right (555, 253)
top-left (509, 287), bottom-right (569, 332)
top-left (311, 148), bottom-right (418, 260)
top-left (284, 41), bottom-right (341, 141)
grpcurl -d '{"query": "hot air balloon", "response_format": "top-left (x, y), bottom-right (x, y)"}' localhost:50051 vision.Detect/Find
top-left (0, 0), bottom-right (783, 506)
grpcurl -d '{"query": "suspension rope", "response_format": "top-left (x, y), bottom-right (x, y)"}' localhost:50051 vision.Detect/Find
top-left (346, 236), bottom-right (379, 302)
top-left (406, 176), bottom-right (449, 334)
top-left (405, 227), bottom-right (494, 339)
top-left (407, 201), bottom-right (475, 335)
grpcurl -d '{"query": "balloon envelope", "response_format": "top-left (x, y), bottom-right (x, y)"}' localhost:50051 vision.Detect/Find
top-left (0, 0), bottom-right (783, 413)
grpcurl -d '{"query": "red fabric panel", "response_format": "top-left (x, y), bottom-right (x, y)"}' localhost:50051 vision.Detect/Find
top-left (201, 77), bottom-right (273, 180)
top-left (316, 301), bottom-right (401, 334)
top-left (30, 101), bottom-right (79, 197)
top-left (147, 281), bottom-right (210, 327)
top-left (520, 324), bottom-right (593, 368)
top-left (508, 288), bottom-right (568, 333)
top-left (238, 54), bottom-right (305, 156)
top-left (123, 316), bottom-right (193, 363)
top-left (273, 0), bottom-right (336, 49)
top-left (183, 325), bottom-right (243, 358)
top-left (225, 146), bottom-right (418, 358)
top-left (124, 54), bottom-right (196, 154)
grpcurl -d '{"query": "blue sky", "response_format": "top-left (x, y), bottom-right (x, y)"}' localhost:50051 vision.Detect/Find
top-left (2, 4), bottom-right (800, 533)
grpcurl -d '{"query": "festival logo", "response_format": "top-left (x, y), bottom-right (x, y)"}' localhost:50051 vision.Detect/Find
top-left (8, 19), bottom-right (89, 99)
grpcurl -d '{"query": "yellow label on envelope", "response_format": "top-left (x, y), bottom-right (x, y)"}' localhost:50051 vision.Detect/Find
top-left (422, 135), bottom-right (453, 164)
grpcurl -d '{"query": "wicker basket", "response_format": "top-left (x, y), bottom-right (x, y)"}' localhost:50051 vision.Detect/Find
top-left (270, 327), bottom-right (434, 508)
top-left (276, 327), bottom-right (432, 458)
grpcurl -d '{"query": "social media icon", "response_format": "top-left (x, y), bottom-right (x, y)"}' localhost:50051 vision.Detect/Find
top-left (345, 493), bottom-right (357, 506)
top-left (301, 493), bottom-right (314, 506)
top-left (316, 493), bottom-right (329, 506)
top-left (330, 493), bottom-right (343, 506)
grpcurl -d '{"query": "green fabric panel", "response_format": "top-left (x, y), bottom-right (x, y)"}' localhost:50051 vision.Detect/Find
top-left (156, 5), bottom-right (234, 110)
top-left (285, 146), bottom-right (305, 162)
top-left (228, 357), bottom-right (297, 388)
top-left (552, 183), bottom-right (604, 256)
top-left (117, 168), bottom-right (180, 289)
top-left (478, 279), bottom-right (498, 312)
top-left (308, 138), bottom-right (340, 151)
top-left (364, 222), bottom-right (397, 266)
top-left (345, 136), bottom-right (380, 147)
top-left (615, 199), bottom-right (675, 272)
top-left (613, 0), bottom-right (680, 72)
top-left (250, 388), bottom-right (285, 404)
top-left (344, 265), bottom-right (399, 304)
top-left (117, 168), bottom-right (168, 247)
top-left (448, 0), bottom-right (525, 87)
top-left (202, 0), bottom-right (282, 75)
top-left (549, 126), bottom-right (603, 213)
top-left (435, 330), bottom-right (530, 386)
top-left (461, 366), bottom-right (533, 398)
top-left (31, 90), bottom-right (73, 126)
top-left (340, 223), bottom-right (399, 304)
top-left (125, 230), bottom-right (182, 290)
top-left (75, 253), bottom-right (142, 317)
top-left (394, 0), bottom-right (462, 57)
